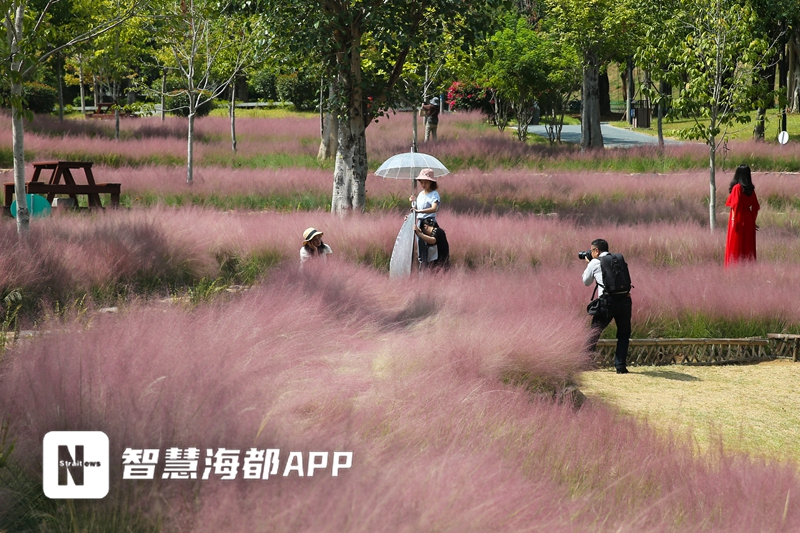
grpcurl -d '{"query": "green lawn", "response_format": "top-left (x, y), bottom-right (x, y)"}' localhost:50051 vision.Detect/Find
top-left (580, 360), bottom-right (800, 464)
top-left (608, 108), bottom-right (800, 143)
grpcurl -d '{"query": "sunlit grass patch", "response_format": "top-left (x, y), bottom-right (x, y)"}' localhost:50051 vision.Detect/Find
top-left (580, 360), bottom-right (800, 463)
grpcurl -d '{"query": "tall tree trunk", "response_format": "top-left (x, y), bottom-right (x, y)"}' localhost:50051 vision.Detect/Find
top-left (57, 55), bottom-right (64, 121)
top-left (626, 58), bottom-right (634, 124)
top-left (331, 27), bottom-right (368, 213)
top-left (317, 82), bottom-right (338, 160)
top-left (754, 106), bottom-right (766, 140)
top-left (161, 69), bottom-right (167, 122)
top-left (93, 76), bottom-right (99, 107)
top-left (8, 5), bottom-right (29, 235)
top-left (657, 79), bottom-right (666, 147)
top-left (332, 115), bottom-right (368, 213)
top-left (113, 83), bottom-right (120, 140)
top-left (187, 93), bottom-right (195, 184)
top-left (599, 70), bottom-right (610, 116)
top-left (412, 105), bottom-right (418, 152)
top-left (788, 32), bottom-right (798, 113)
top-left (581, 50), bottom-right (604, 150)
top-left (779, 30), bottom-right (788, 131)
top-left (230, 82), bottom-right (237, 153)
top-left (79, 56), bottom-right (86, 114)
top-left (754, 66), bottom-right (768, 140)
top-left (708, 138), bottom-right (717, 231)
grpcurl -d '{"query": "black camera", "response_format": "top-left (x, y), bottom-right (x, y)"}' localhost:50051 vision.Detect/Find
top-left (578, 250), bottom-right (592, 260)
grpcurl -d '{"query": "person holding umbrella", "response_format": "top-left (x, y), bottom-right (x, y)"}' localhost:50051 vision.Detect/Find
top-left (409, 168), bottom-right (440, 267)
top-left (375, 153), bottom-right (449, 278)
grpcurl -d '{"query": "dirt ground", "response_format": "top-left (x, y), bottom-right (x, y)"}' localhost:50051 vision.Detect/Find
top-left (579, 359), bottom-right (800, 464)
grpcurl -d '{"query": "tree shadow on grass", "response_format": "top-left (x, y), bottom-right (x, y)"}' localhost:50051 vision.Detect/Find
top-left (638, 369), bottom-right (702, 381)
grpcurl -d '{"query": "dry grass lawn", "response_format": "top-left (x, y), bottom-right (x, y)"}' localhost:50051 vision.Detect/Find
top-left (579, 360), bottom-right (800, 464)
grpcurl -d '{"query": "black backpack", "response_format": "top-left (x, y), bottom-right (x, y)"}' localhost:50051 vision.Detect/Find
top-left (598, 253), bottom-right (632, 295)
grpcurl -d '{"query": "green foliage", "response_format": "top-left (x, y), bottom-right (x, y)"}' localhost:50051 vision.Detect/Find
top-left (0, 82), bottom-right (57, 114)
top-left (248, 68), bottom-right (278, 100)
top-left (275, 71), bottom-right (317, 111)
top-left (21, 82), bottom-right (57, 113)
top-left (545, 0), bottom-right (642, 60)
top-left (664, 0), bottom-right (776, 147)
top-left (166, 91), bottom-right (215, 117)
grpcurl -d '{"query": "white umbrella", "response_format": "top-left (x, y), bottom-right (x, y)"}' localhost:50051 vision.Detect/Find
top-left (374, 152), bottom-right (450, 179)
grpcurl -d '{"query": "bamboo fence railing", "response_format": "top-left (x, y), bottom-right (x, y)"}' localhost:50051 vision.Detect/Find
top-left (594, 336), bottom-right (800, 367)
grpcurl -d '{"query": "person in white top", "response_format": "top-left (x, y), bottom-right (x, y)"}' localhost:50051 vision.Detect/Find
top-left (409, 168), bottom-right (440, 267)
top-left (581, 238), bottom-right (632, 374)
top-left (299, 227), bottom-right (332, 266)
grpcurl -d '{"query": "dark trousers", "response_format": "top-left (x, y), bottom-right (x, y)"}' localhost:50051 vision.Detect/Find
top-left (587, 295), bottom-right (632, 371)
top-left (417, 234), bottom-right (428, 268)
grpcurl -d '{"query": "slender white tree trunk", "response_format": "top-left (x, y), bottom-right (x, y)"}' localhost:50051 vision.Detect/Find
top-left (187, 110), bottom-right (195, 184)
top-left (412, 106), bottom-right (418, 152)
top-left (626, 58), bottom-right (634, 125)
top-left (12, 95), bottom-right (28, 234)
top-left (230, 82), bottom-right (237, 153)
top-left (79, 56), bottom-right (86, 114)
top-left (8, 5), bottom-right (29, 235)
top-left (708, 136), bottom-right (717, 231)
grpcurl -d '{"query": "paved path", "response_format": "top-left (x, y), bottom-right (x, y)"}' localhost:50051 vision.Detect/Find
top-left (528, 123), bottom-right (683, 148)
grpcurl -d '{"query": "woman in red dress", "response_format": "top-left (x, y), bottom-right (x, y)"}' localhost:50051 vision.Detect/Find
top-left (724, 164), bottom-right (760, 267)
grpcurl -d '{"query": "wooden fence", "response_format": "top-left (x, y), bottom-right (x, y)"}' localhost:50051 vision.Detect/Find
top-left (594, 337), bottom-right (785, 367)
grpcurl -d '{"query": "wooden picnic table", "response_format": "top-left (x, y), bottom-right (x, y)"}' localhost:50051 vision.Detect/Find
top-left (4, 161), bottom-right (121, 209)
top-left (85, 102), bottom-right (136, 120)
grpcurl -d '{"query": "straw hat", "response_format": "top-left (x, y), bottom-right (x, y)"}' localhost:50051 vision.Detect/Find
top-left (303, 227), bottom-right (323, 243)
top-left (416, 168), bottom-right (436, 182)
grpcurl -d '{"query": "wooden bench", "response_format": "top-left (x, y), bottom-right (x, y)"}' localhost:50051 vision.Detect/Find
top-left (85, 102), bottom-right (135, 120)
top-left (4, 161), bottom-right (120, 210)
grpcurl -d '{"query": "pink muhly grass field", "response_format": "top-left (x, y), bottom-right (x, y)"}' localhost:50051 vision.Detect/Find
top-left (1, 264), bottom-right (799, 531)
top-left (3, 207), bottom-right (800, 331)
top-left (63, 163), bottom-right (800, 229)
top-left (4, 110), bottom-right (800, 175)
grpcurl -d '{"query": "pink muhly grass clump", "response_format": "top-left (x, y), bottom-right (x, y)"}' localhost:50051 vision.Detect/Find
top-left (103, 165), bottom-right (333, 197)
top-left (0, 209), bottom-right (217, 300)
top-left (632, 262), bottom-right (800, 327)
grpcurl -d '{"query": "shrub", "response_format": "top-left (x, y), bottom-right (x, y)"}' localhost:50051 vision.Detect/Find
top-left (0, 82), bottom-right (58, 114)
top-left (446, 81), bottom-right (492, 114)
top-left (22, 82), bottom-right (58, 114)
top-left (165, 90), bottom-right (215, 117)
top-left (275, 71), bottom-right (317, 111)
top-left (248, 68), bottom-right (277, 101)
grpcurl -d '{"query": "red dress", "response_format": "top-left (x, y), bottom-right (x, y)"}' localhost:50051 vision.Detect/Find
top-left (724, 184), bottom-right (760, 267)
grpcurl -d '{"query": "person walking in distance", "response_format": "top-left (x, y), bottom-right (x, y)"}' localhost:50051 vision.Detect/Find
top-left (582, 239), bottom-right (633, 374)
top-left (422, 97), bottom-right (440, 142)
